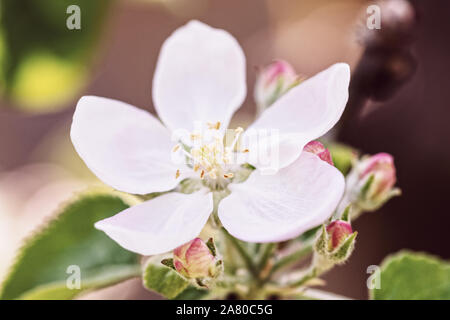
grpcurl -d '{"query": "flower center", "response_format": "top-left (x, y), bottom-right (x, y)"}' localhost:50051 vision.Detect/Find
top-left (172, 121), bottom-right (249, 190)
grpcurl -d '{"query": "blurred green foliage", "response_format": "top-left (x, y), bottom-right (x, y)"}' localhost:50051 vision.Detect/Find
top-left (0, 191), bottom-right (140, 300)
top-left (0, 0), bottom-right (112, 112)
top-left (328, 143), bottom-right (358, 176)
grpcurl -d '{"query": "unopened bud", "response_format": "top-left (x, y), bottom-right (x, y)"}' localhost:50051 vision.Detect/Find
top-left (347, 152), bottom-right (401, 211)
top-left (173, 238), bottom-right (221, 281)
top-left (303, 141), bottom-right (334, 166)
top-left (254, 60), bottom-right (302, 113)
top-left (314, 220), bottom-right (357, 271)
top-left (326, 220), bottom-right (353, 250)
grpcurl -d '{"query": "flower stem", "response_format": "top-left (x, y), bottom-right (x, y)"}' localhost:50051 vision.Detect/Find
top-left (288, 267), bottom-right (318, 288)
top-left (222, 229), bottom-right (258, 277)
top-left (269, 243), bottom-right (313, 276)
top-left (258, 243), bottom-right (276, 271)
top-left (301, 288), bottom-right (352, 300)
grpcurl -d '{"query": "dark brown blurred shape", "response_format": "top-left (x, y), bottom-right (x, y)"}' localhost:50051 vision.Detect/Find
top-left (325, 0), bottom-right (450, 299)
top-left (341, 0), bottom-right (418, 129)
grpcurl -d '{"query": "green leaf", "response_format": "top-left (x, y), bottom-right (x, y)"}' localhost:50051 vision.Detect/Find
top-left (143, 257), bottom-right (190, 299)
top-left (0, 190), bottom-right (141, 300)
top-left (371, 251), bottom-right (450, 300)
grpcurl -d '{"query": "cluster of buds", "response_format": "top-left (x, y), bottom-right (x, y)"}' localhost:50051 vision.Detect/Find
top-left (163, 238), bottom-right (222, 287)
top-left (346, 152), bottom-right (401, 212)
top-left (303, 140), bottom-right (334, 166)
top-left (313, 209), bottom-right (357, 273)
top-left (254, 60), bottom-right (303, 113)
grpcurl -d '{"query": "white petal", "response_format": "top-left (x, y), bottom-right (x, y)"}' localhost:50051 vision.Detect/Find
top-left (243, 63), bottom-right (350, 170)
top-left (71, 96), bottom-right (183, 195)
top-left (153, 20), bottom-right (246, 132)
top-left (218, 152), bottom-right (345, 242)
top-left (95, 191), bottom-right (213, 255)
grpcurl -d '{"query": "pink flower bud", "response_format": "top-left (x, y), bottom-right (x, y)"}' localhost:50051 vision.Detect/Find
top-left (346, 152), bottom-right (400, 211)
top-left (326, 220), bottom-right (353, 250)
top-left (254, 60), bottom-right (300, 112)
top-left (359, 152), bottom-right (397, 199)
top-left (314, 220), bottom-right (357, 269)
top-left (303, 141), bottom-right (334, 166)
top-left (173, 238), bottom-right (217, 279)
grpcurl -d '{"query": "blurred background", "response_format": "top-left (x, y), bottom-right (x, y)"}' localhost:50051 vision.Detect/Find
top-left (0, 0), bottom-right (448, 299)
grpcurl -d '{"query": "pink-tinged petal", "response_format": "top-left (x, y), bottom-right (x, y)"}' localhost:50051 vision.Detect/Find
top-left (173, 238), bottom-right (215, 279)
top-left (153, 20), bottom-right (246, 132)
top-left (95, 191), bottom-right (213, 255)
top-left (218, 152), bottom-right (345, 243)
top-left (243, 63), bottom-right (350, 170)
top-left (71, 96), bottom-right (184, 195)
top-left (326, 220), bottom-right (353, 250)
top-left (304, 141), bottom-right (334, 166)
top-left (254, 60), bottom-right (299, 111)
top-left (360, 153), bottom-right (396, 193)
top-left (352, 152), bottom-right (398, 205)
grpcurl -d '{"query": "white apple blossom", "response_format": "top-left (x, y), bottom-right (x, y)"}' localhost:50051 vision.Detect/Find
top-left (70, 20), bottom-right (350, 255)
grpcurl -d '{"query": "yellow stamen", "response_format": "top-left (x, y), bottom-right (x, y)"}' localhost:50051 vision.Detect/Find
top-left (191, 148), bottom-right (201, 158)
top-left (172, 144), bottom-right (181, 152)
top-left (172, 124), bottom-right (245, 186)
top-left (235, 127), bottom-right (244, 134)
top-left (207, 121), bottom-right (221, 130)
top-left (190, 133), bottom-right (202, 141)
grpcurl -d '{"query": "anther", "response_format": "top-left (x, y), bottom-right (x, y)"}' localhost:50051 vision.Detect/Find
top-left (207, 121), bottom-right (221, 130)
top-left (172, 144), bottom-right (181, 152)
top-left (190, 133), bottom-right (202, 140)
top-left (223, 173), bottom-right (234, 179)
top-left (175, 169), bottom-right (181, 179)
top-left (191, 148), bottom-right (201, 158)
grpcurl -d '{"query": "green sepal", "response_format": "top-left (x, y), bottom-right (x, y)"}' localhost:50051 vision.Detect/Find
top-left (360, 174), bottom-right (375, 199)
top-left (330, 232), bottom-right (358, 263)
top-left (143, 257), bottom-right (190, 299)
top-left (206, 238), bottom-right (217, 257)
top-left (340, 205), bottom-right (351, 222)
top-left (161, 258), bottom-right (176, 270)
top-left (174, 286), bottom-right (208, 300)
top-left (314, 225), bottom-right (328, 255)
